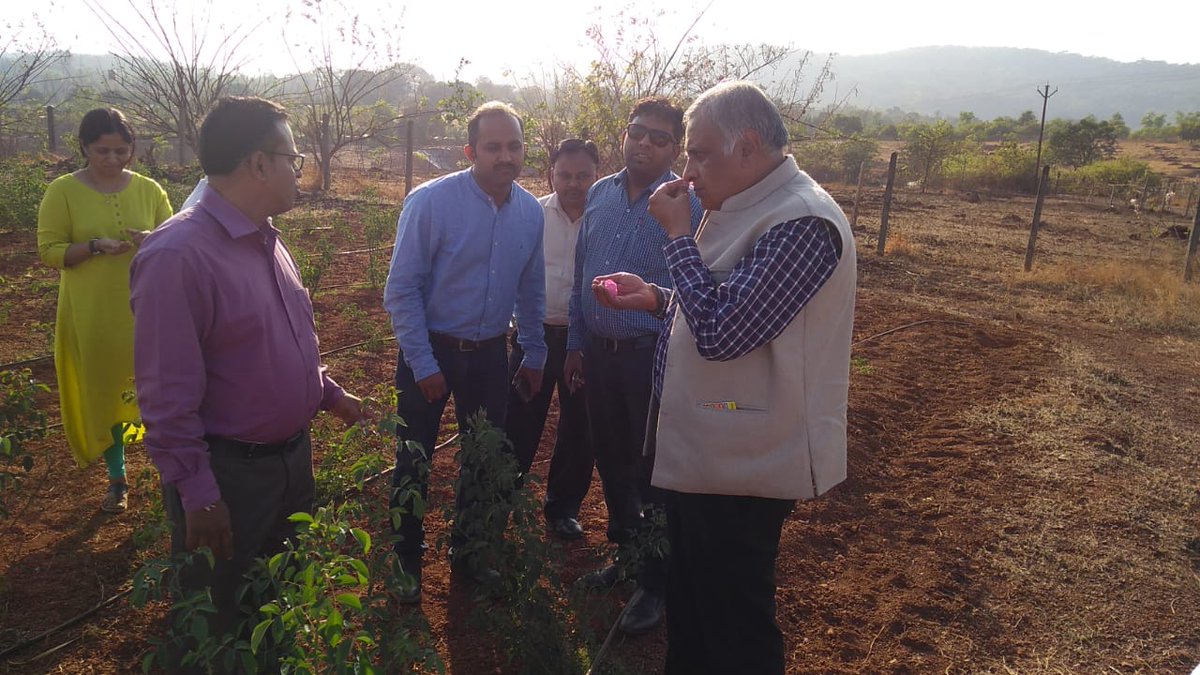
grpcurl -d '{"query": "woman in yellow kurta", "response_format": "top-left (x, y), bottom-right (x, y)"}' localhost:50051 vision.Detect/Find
top-left (37, 108), bottom-right (172, 513)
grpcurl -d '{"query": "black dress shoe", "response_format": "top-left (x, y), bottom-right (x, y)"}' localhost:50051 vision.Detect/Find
top-left (578, 562), bottom-right (623, 590)
top-left (450, 556), bottom-right (501, 585)
top-left (549, 517), bottom-right (584, 540)
top-left (618, 588), bottom-right (664, 635)
top-left (394, 557), bottom-right (422, 605)
top-left (394, 572), bottom-right (422, 605)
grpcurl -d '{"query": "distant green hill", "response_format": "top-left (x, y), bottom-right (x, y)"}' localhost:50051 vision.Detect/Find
top-left (10, 48), bottom-right (1200, 129)
top-left (798, 46), bottom-right (1200, 127)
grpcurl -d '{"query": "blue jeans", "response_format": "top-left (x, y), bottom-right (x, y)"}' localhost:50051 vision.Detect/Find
top-left (390, 339), bottom-right (509, 566)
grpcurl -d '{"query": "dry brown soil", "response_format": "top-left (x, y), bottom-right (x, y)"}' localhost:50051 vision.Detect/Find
top-left (1, 165), bottom-right (1199, 673)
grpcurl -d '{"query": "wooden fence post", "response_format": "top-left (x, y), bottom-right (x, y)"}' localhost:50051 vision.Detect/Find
top-left (849, 160), bottom-right (865, 230)
top-left (1185, 197), bottom-right (1200, 282)
top-left (404, 119), bottom-right (414, 197)
top-left (45, 105), bottom-right (56, 153)
top-left (877, 152), bottom-right (898, 255)
top-left (1024, 164), bottom-right (1052, 272)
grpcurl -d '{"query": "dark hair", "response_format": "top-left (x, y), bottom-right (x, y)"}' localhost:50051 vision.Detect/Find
top-left (546, 138), bottom-right (600, 190)
top-left (466, 101), bottom-right (523, 148)
top-left (628, 96), bottom-right (684, 143)
top-left (550, 138), bottom-right (599, 167)
top-left (198, 96), bottom-right (289, 176)
top-left (78, 108), bottom-right (135, 161)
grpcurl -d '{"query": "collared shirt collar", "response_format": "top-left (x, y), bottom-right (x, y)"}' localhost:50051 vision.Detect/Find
top-left (196, 184), bottom-right (277, 239)
top-left (612, 167), bottom-right (677, 201)
top-left (468, 167), bottom-right (514, 207)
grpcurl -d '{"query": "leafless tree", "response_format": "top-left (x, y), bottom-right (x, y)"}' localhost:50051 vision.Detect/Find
top-left (283, 0), bottom-right (417, 192)
top-left (556, 4), bottom-right (839, 169)
top-left (85, 0), bottom-right (272, 163)
top-left (0, 11), bottom-right (67, 133)
top-left (510, 67), bottom-right (587, 173)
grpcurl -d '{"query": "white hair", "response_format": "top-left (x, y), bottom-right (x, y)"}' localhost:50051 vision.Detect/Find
top-left (684, 81), bottom-right (790, 154)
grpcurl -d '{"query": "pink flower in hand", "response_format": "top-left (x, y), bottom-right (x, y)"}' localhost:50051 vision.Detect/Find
top-left (601, 279), bottom-right (619, 300)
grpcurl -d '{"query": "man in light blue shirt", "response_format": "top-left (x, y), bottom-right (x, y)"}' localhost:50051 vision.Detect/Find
top-left (383, 101), bottom-right (546, 602)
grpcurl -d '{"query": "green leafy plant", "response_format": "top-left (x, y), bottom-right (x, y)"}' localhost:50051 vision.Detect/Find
top-left (293, 236), bottom-right (336, 294)
top-left (131, 467), bottom-right (171, 550)
top-left (0, 369), bottom-right (49, 518)
top-left (358, 186), bottom-right (396, 291)
top-left (442, 412), bottom-right (591, 673)
top-left (851, 356), bottom-right (875, 376)
top-left (0, 156), bottom-right (47, 233)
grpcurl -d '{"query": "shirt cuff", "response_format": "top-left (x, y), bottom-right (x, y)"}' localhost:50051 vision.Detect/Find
top-left (320, 369), bottom-right (346, 411)
top-left (173, 465), bottom-right (221, 513)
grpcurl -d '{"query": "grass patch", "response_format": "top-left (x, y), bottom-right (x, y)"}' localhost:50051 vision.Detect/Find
top-left (1015, 260), bottom-right (1200, 334)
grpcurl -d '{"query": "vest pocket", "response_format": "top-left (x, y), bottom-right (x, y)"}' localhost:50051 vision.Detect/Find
top-left (695, 400), bottom-right (766, 413)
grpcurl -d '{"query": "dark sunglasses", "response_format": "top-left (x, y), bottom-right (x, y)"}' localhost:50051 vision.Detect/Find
top-left (626, 123), bottom-right (675, 148)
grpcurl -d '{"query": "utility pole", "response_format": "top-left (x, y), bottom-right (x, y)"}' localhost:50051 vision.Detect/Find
top-left (1034, 83), bottom-right (1057, 191)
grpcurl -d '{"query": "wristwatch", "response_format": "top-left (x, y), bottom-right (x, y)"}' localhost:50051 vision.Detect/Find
top-left (88, 238), bottom-right (102, 255)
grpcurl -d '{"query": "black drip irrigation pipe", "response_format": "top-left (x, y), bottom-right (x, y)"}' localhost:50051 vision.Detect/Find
top-left (2, 318), bottom-right (975, 664)
top-left (852, 319), bottom-right (971, 347)
top-left (0, 354), bottom-right (53, 370)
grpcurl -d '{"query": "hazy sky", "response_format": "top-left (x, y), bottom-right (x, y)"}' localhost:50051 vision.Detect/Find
top-left (7, 0), bottom-right (1199, 82)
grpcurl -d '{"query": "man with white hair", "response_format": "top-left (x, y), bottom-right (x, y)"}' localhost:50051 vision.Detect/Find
top-left (593, 80), bottom-right (857, 673)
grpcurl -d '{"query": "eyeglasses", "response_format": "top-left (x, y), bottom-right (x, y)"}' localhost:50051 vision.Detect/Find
top-left (625, 123), bottom-right (675, 148)
top-left (266, 151), bottom-right (305, 172)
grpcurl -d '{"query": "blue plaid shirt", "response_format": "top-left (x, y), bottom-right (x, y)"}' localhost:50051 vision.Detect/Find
top-left (567, 168), bottom-right (703, 350)
top-left (652, 216), bottom-right (841, 398)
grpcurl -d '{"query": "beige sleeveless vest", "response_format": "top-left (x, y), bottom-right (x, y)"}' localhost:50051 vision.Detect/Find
top-left (652, 157), bottom-right (856, 500)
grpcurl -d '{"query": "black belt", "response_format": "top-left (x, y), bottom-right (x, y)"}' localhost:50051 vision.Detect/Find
top-left (428, 331), bottom-right (506, 352)
top-left (544, 324), bottom-right (569, 335)
top-left (592, 334), bottom-right (658, 353)
top-left (205, 430), bottom-right (306, 459)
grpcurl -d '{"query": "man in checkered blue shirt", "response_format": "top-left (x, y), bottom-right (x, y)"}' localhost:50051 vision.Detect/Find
top-left (565, 97), bottom-right (703, 635)
top-left (593, 81), bottom-right (856, 674)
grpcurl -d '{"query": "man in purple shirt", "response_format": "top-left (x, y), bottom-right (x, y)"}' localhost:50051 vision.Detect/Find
top-left (130, 96), bottom-right (363, 644)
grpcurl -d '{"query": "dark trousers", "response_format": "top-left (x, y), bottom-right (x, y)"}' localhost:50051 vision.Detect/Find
top-left (585, 336), bottom-right (665, 594)
top-left (390, 340), bottom-right (509, 565)
top-left (164, 431), bottom-right (315, 640)
top-left (503, 325), bottom-right (593, 521)
top-left (662, 489), bottom-right (796, 675)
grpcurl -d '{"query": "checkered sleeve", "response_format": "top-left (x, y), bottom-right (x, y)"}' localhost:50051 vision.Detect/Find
top-left (663, 216), bottom-right (840, 361)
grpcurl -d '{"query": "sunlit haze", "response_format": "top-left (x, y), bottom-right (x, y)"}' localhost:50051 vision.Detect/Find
top-left (8, 0), bottom-right (1199, 82)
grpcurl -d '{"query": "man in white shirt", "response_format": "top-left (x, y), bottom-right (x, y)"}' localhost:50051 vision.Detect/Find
top-left (504, 139), bottom-right (600, 540)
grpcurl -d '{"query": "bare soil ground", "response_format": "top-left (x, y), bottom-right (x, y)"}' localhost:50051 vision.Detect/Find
top-left (1, 166), bottom-right (1199, 673)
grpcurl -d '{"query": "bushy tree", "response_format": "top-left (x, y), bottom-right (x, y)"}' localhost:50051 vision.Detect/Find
top-left (1046, 116), bottom-right (1119, 168)
top-left (1176, 111), bottom-right (1200, 141)
top-left (839, 137), bottom-right (878, 182)
top-left (832, 114), bottom-right (864, 136)
top-left (900, 120), bottom-right (958, 191)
